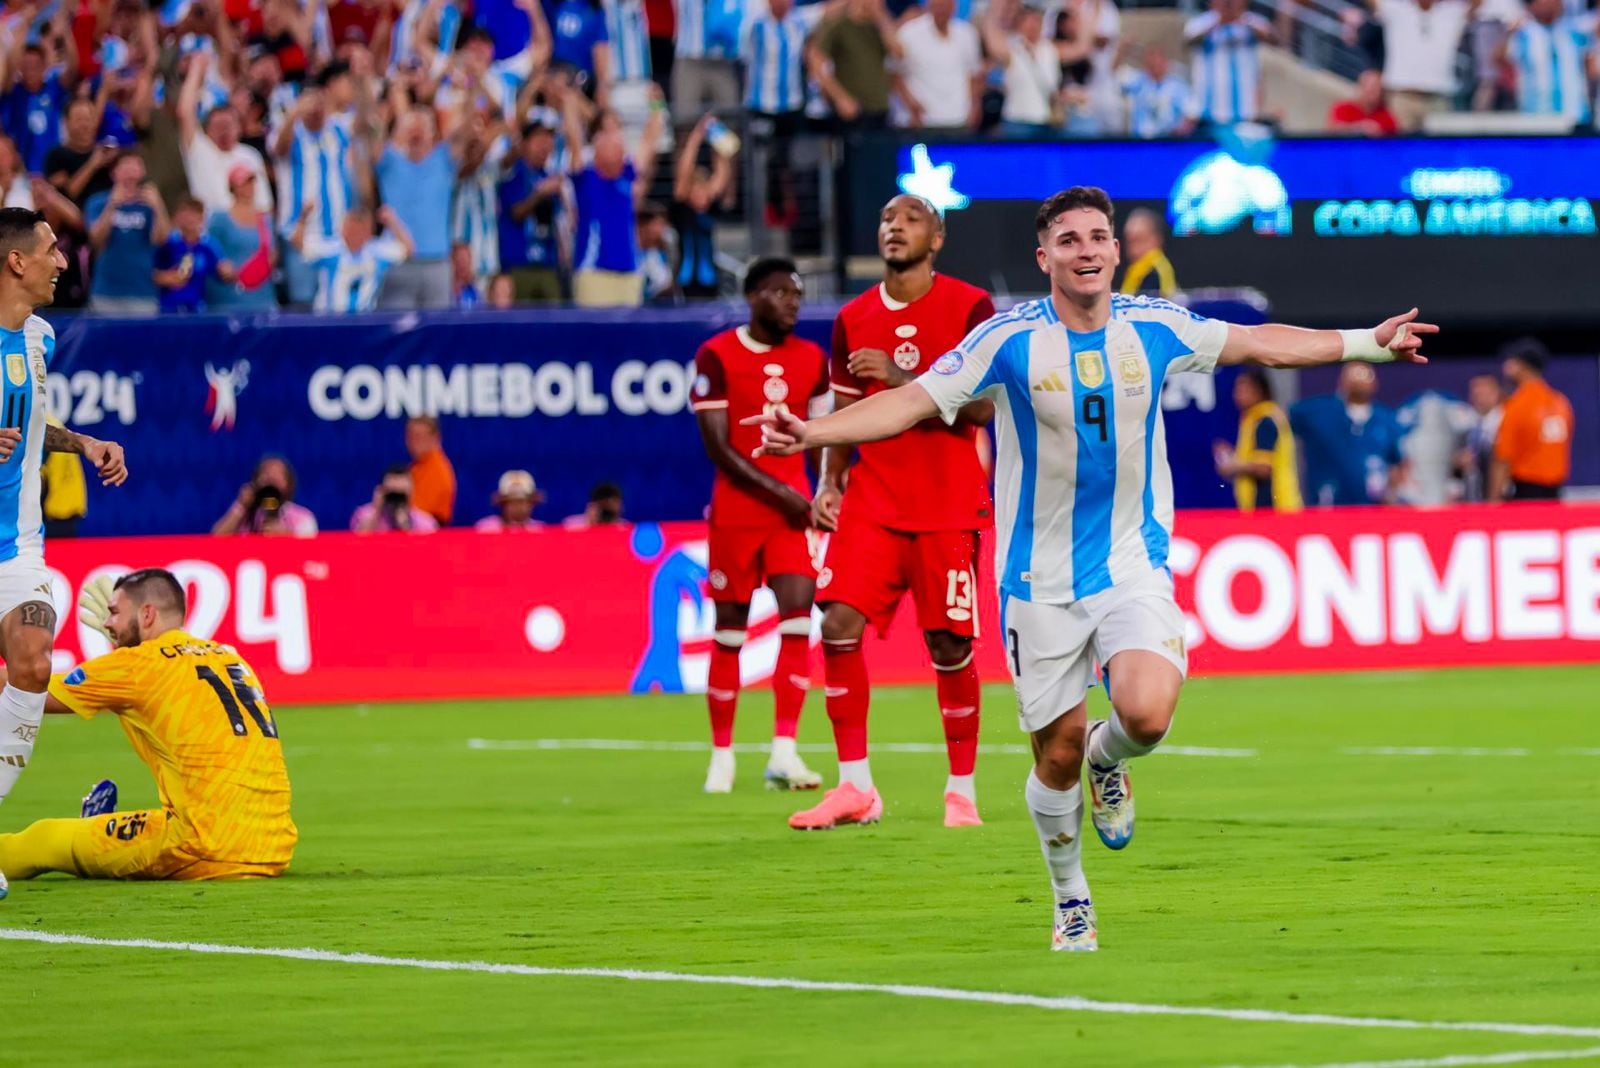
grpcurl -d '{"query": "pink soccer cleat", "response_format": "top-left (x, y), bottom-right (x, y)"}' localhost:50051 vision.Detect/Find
top-left (788, 783), bottom-right (883, 830)
top-left (943, 792), bottom-right (983, 827)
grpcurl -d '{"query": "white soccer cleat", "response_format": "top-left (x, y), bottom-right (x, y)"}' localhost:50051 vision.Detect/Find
top-left (764, 751), bottom-right (823, 791)
top-left (1086, 721), bottom-right (1135, 850)
top-left (703, 749), bottom-right (735, 794)
top-left (1051, 898), bottom-right (1098, 952)
top-left (0, 867), bottom-right (8, 901)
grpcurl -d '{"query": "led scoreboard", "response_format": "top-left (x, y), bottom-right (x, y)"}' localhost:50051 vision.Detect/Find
top-left (844, 135), bottom-right (1600, 324)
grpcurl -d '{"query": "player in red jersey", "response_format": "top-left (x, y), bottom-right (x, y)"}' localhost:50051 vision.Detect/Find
top-left (788, 195), bottom-right (997, 831)
top-left (691, 258), bottom-right (829, 794)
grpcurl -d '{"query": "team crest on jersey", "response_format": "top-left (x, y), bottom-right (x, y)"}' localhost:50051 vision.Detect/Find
top-left (30, 353), bottom-right (45, 387)
top-left (893, 341), bottom-right (922, 371)
top-left (1118, 353), bottom-right (1146, 385)
top-left (708, 569), bottom-right (728, 590)
top-left (763, 377), bottom-right (789, 403)
top-left (5, 353), bottom-right (24, 387)
top-left (1075, 350), bottom-right (1105, 389)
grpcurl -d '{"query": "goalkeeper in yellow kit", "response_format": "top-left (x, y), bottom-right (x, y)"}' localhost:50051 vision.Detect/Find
top-left (0, 568), bottom-right (296, 885)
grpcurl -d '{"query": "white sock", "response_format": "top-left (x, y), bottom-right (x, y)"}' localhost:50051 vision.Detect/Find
top-left (1088, 711), bottom-right (1164, 770)
top-left (770, 736), bottom-right (798, 763)
top-left (0, 685), bottom-right (46, 806)
top-left (838, 758), bottom-right (873, 792)
top-left (1024, 770), bottom-right (1090, 904)
top-left (709, 746), bottom-right (735, 766)
top-left (945, 773), bottom-right (976, 802)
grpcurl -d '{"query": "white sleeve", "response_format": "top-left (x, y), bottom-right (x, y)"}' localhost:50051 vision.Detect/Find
top-left (915, 314), bottom-right (1013, 424)
top-left (1116, 296), bottom-right (1229, 375)
top-left (373, 236), bottom-right (409, 265)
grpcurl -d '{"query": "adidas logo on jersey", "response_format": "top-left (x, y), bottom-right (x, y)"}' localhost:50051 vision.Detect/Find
top-left (1032, 371), bottom-right (1069, 393)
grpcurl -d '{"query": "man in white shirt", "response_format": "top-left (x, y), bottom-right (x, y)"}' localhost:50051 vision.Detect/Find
top-left (1368, 0), bottom-right (1479, 130)
top-left (893, 0), bottom-right (984, 130)
top-left (177, 53), bottom-right (273, 216)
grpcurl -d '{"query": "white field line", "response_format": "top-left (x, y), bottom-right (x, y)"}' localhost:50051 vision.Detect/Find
top-left (1341, 748), bottom-right (1533, 758)
top-left (1221, 1046), bottom-right (1600, 1068)
top-left (463, 738), bottom-right (1259, 758)
top-left (2, 929), bottom-right (1598, 1042)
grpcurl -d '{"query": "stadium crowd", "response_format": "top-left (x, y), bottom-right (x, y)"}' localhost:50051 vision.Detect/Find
top-left (1, 0), bottom-right (1595, 313)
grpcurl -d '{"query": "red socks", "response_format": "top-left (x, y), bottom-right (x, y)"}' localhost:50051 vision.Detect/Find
top-left (706, 634), bottom-right (743, 748)
top-left (822, 638), bottom-right (870, 762)
top-left (935, 654), bottom-right (981, 776)
top-left (772, 620), bottom-right (811, 739)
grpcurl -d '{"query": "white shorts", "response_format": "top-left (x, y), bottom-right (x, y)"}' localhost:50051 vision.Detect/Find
top-left (0, 556), bottom-right (52, 625)
top-left (1001, 570), bottom-right (1188, 734)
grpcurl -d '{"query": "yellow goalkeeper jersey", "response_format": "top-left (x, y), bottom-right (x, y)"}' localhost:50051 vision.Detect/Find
top-left (48, 630), bottom-right (297, 869)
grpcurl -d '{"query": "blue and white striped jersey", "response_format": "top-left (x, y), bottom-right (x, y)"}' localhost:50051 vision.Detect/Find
top-left (1511, 16), bottom-right (1592, 122)
top-left (275, 116), bottom-right (355, 239)
top-left (743, 7), bottom-right (808, 113)
top-left (1120, 69), bottom-right (1193, 138)
top-left (677, 0), bottom-right (743, 59)
top-left (916, 295), bottom-right (1228, 605)
top-left (0, 316), bottom-right (53, 562)
top-left (452, 133), bottom-right (510, 283)
top-left (604, 0), bottom-right (653, 82)
top-left (305, 236), bottom-right (409, 313)
top-left (1184, 11), bottom-right (1270, 124)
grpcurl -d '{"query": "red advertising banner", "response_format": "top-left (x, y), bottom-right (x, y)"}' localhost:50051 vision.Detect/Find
top-left (35, 503), bottom-right (1600, 705)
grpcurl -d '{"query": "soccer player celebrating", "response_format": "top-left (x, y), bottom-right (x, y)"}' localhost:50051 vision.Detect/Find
top-left (690, 258), bottom-right (828, 793)
top-left (747, 187), bottom-right (1434, 949)
top-left (790, 193), bottom-right (996, 831)
top-left (0, 207), bottom-right (128, 900)
top-left (0, 569), bottom-right (296, 883)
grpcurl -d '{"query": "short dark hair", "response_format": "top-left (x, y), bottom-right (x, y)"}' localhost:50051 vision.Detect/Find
top-left (590, 481), bottom-right (622, 502)
top-left (22, 43), bottom-right (45, 60)
top-left (315, 59), bottom-right (352, 87)
top-left (175, 195), bottom-right (205, 215)
top-left (744, 256), bottom-right (799, 294)
top-left (1236, 368), bottom-right (1272, 403)
top-left (384, 462), bottom-right (411, 479)
top-left (458, 26), bottom-right (495, 49)
top-left (1035, 186), bottom-right (1116, 239)
top-left (1500, 336), bottom-right (1548, 373)
top-left (0, 207), bottom-right (46, 258)
top-left (253, 453), bottom-right (297, 497)
top-left (113, 568), bottom-right (187, 619)
top-left (635, 200), bottom-right (667, 223)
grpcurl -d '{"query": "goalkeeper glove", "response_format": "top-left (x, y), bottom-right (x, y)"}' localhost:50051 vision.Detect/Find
top-left (79, 575), bottom-right (116, 641)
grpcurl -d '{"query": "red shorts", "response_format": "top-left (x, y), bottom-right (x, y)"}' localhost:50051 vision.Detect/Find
top-left (707, 524), bottom-right (820, 603)
top-left (817, 514), bottom-right (981, 637)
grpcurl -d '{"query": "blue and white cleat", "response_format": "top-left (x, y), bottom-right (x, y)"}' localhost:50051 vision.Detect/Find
top-left (1086, 721), bottom-right (1134, 850)
top-left (81, 779), bottom-right (118, 818)
top-left (1051, 898), bottom-right (1098, 952)
top-left (1, 868), bottom-right (8, 900)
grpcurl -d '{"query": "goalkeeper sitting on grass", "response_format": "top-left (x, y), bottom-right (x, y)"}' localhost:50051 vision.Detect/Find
top-left (0, 568), bottom-right (295, 895)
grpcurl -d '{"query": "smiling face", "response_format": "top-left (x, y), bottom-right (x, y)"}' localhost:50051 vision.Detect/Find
top-left (877, 194), bottom-right (942, 271)
top-left (9, 221), bottom-right (68, 307)
top-left (1036, 206), bottom-right (1119, 303)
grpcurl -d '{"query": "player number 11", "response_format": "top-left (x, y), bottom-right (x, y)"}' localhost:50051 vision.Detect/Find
top-left (196, 664), bottom-right (279, 740)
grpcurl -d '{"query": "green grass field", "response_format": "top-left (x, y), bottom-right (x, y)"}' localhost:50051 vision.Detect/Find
top-left (3, 665), bottom-right (1599, 1066)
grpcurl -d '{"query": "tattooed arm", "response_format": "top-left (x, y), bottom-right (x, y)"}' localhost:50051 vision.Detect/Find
top-left (41, 424), bottom-right (129, 487)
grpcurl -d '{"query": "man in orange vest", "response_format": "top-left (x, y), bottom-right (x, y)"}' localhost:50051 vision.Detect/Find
top-left (1490, 339), bottom-right (1573, 502)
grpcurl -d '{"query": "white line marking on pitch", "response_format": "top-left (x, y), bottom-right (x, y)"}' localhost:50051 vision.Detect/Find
top-left (1341, 748), bottom-right (1532, 758)
top-left (464, 738), bottom-right (1259, 758)
top-left (2, 929), bottom-right (1598, 1042)
top-left (1221, 1045), bottom-right (1600, 1068)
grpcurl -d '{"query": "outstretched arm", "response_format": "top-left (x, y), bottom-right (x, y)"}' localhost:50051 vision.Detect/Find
top-left (1218, 307), bottom-right (1436, 367)
top-left (40, 424), bottom-right (128, 486)
top-left (744, 381), bottom-right (939, 457)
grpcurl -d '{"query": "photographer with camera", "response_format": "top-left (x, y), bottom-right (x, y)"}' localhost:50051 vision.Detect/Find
top-left (350, 465), bottom-right (440, 534)
top-left (213, 455), bottom-right (319, 536)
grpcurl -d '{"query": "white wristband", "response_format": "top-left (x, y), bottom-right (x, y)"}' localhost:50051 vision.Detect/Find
top-left (1339, 327), bottom-right (1400, 363)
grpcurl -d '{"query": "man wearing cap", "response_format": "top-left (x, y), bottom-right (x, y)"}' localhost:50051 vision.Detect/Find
top-left (475, 471), bottom-right (547, 531)
top-left (178, 50), bottom-right (273, 216)
top-left (1490, 339), bottom-right (1574, 502)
